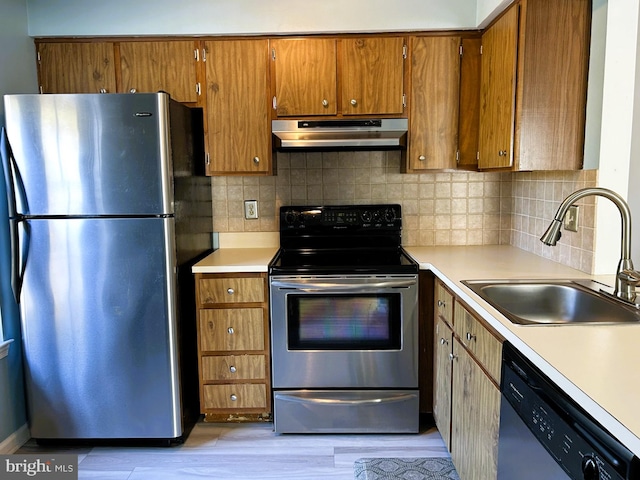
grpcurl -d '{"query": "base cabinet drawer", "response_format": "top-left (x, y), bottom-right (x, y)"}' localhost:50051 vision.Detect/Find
top-left (198, 277), bottom-right (265, 304)
top-left (203, 384), bottom-right (267, 409)
top-left (199, 308), bottom-right (265, 351)
top-left (201, 355), bottom-right (266, 381)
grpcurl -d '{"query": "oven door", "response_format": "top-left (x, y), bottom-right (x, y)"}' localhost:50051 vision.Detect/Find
top-left (269, 275), bottom-right (418, 389)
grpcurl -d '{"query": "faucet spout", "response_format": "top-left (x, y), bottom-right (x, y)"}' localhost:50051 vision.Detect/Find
top-left (540, 187), bottom-right (637, 303)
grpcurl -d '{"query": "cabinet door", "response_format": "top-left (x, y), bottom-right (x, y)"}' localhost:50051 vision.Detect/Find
top-left (272, 38), bottom-right (337, 116)
top-left (204, 39), bottom-right (271, 175)
top-left (433, 317), bottom-right (453, 451)
top-left (118, 41), bottom-right (198, 103)
top-left (515, 0), bottom-right (590, 171)
top-left (340, 37), bottom-right (405, 115)
top-left (407, 36), bottom-right (460, 171)
top-left (478, 5), bottom-right (519, 169)
top-left (458, 37), bottom-right (482, 170)
top-left (451, 341), bottom-right (500, 480)
top-left (37, 42), bottom-right (116, 94)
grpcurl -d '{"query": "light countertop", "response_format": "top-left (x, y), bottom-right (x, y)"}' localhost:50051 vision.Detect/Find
top-left (193, 244), bottom-right (640, 456)
top-left (191, 247), bottom-right (278, 273)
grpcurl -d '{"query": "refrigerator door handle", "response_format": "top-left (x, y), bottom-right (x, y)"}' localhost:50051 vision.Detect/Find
top-left (1, 128), bottom-right (26, 303)
top-left (8, 218), bottom-right (27, 303)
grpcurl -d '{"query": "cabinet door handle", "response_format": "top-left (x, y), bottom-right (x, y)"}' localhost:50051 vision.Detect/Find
top-left (449, 353), bottom-right (457, 361)
top-left (418, 155), bottom-right (426, 162)
top-left (498, 150), bottom-right (508, 157)
top-left (466, 332), bottom-right (476, 342)
top-left (350, 99), bottom-right (357, 106)
top-left (227, 327), bottom-right (235, 335)
top-left (437, 300), bottom-right (446, 307)
top-left (130, 88), bottom-right (137, 93)
top-left (439, 338), bottom-right (449, 346)
top-left (253, 156), bottom-right (260, 165)
top-left (322, 99), bottom-right (329, 107)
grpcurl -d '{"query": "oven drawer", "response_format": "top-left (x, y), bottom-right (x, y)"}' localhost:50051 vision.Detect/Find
top-left (201, 354), bottom-right (266, 381)
top-left (203, 384), bottom-right (267, 410)
top-left (273, 390), bottom-right (419, 433)
top-left (199, 308), bottom-right (265, 351)
top-left (198, 277), bottom-right (265, 304)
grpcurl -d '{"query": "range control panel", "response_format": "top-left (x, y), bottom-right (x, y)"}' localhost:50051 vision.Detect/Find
top-left (280, 204), bottom-right (402, 231)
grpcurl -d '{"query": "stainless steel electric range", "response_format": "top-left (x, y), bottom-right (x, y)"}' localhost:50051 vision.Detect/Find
top-left (268, 204), bottom-right (419, 434)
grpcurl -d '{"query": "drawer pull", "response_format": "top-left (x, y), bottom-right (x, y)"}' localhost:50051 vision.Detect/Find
top-left (230, 394), bottom-right (238, 402)
top-left (227, 288), bottom-right (235, 295)
top-left (229, 365), bottom-right (237, 373)
top-left (227, 327), bottom-right (235, 335)
top-left (466, 332), bottom-right (476, 342)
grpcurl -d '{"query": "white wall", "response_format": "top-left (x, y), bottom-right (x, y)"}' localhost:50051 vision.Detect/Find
top-left (25, 0), bottom-right (478, 36)
top-left (0, 0), bottom-right (38, 124)
top-left (593, 0), bottom-right (640, 274)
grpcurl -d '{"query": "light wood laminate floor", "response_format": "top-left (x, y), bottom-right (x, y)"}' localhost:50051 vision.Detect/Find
top-left (16, 420), bottom-right (449, 480)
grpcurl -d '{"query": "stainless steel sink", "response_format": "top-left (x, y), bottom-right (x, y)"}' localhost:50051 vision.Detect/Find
top-left (462, 279), bottom-right (640, 325)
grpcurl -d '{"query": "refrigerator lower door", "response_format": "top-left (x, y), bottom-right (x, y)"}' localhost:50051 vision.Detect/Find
top-left (20, 216), bottom-right (182, 440)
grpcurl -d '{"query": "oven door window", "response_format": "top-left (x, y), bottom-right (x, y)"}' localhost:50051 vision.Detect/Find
top-left (287, 293), bottom-right (401, 350)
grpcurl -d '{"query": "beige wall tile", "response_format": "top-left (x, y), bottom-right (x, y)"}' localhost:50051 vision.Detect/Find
top-left (209, 150), bottom-right (597, 272)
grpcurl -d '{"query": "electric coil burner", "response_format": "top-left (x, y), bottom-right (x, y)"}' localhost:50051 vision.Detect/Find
top-left (269, 204), bottom-right (419, 434)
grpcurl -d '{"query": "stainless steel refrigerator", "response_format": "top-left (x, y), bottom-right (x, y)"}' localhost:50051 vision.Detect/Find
top-left (0, 93), bottom-right (212, 442)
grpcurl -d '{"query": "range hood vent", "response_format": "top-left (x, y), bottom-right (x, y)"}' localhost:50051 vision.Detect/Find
top-left (272, 119), bottom-right (408, 149)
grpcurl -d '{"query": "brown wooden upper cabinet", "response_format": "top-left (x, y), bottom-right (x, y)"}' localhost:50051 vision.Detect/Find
top-left (406, 35), bottom-right (461, 172)
top-left (271, 36), bottom-right (406, 118)
top-left (118, 41), bottom-right (199, 103)
top-left (478, 0), bottom-right (591, 171)
top-left (37, 42), bottom-right (117, 94)
top-left (271, 38), bottom-right (337, 116)
top-left (203, 39), bottom-right (272, 175)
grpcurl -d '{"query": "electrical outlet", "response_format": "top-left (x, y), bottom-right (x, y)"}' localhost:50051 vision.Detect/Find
top-left (244, 200), bottom-right (258, 219)
top-left (564, 205), bottom-right (579, 232)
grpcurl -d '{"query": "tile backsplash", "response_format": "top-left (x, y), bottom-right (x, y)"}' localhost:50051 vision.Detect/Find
top-left (211, 150), bottom-right (598, 272)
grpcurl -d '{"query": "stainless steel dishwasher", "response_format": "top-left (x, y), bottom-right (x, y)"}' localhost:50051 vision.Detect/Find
top-left (498, 342), bottom-right (640, 480)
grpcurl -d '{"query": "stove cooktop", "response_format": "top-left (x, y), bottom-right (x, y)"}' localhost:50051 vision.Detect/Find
top-left (269, 204), bottom-right (418, 275)
top-left (268, 247), bottom-right (418, 275)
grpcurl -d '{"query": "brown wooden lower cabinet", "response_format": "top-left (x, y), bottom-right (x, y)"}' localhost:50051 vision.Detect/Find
top-left (433, 278), bottom-right (502, 480)
top-left (195, 272), bottom-right (272, 421)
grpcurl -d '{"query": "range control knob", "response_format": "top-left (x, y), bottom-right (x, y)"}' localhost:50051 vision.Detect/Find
top-left (581, 455), bottom-right (599, 480)
top-left (384, 208), bottom-right (397, 222)
top-left (361, 211), bottom-right (372, 223)
top-left (284, 211), bottom-right (298, 225)
top-left (372, 210), bottom-right (383, 223)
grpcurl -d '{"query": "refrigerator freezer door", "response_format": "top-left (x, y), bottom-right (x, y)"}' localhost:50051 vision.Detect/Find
top-left (4, 93), bottom-right (173, 216)
top-left (20, 216), bottom-right (182, 439)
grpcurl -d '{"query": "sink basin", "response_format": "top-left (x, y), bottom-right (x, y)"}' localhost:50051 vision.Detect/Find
top-left (462, 279), bottom-right (640, 325)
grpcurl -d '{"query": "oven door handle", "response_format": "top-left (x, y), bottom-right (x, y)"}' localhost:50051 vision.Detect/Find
top-left (271, 280), bottom-right (416, 290)
top-left (274, 393), bottom-right (416, 406)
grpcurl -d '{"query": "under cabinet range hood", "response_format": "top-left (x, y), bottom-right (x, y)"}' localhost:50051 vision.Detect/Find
top-left (272, 119), bottom-right (408, 149)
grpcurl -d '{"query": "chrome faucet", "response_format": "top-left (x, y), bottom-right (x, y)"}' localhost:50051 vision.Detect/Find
top-left (540, 187), bottom-right (640, 304)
